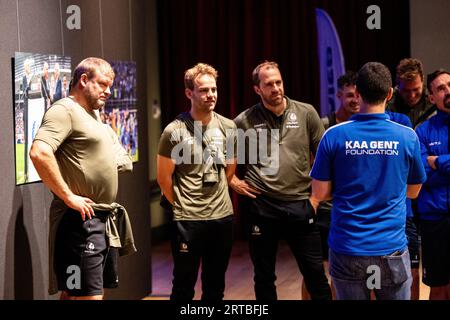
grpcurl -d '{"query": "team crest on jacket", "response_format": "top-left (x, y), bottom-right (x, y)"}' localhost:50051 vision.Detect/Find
top-left (180, 242), bottom-right (189, 253)
top-left (289, 113), bottom-right (297, 121)
top-left (286, 112), bottom-right (299, 129)
top-left (251, 225), bottom-right (261, 236)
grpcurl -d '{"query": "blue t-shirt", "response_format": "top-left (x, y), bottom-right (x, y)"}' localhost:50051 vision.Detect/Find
top-left (416, 110), bottom-right (450, 220)
top-left (385, 111), bottom-right (412, 128)
top-left (310, 113), bottom-right (426, 256)
top-left (386, 111), bottom-right (414, 218)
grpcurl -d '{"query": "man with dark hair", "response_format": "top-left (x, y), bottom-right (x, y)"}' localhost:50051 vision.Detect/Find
top-left (387, 58), bottom-right (435, 129)
top-left (301, 71), bottom-right (360, 300)
top-left (383, 111), bottom-right (422, 300)
top-left (231, 61), bottom-right (331, 300)
top-left (322, 71), bottom-right (360, 129)
top-left (310, 62), bottom-right (426, 300)
top-left (386, 59), bottom-right (434, 300)
top-left (415, 69), bottom-right (450, 300)
top-left (157, 63), bottom-right (237, 302)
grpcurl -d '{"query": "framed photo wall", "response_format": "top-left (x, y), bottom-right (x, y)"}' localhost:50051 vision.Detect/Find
top-left (101, 61), bottom-right (139, 163)
top-left (13, 52), bottom-right (71, 185)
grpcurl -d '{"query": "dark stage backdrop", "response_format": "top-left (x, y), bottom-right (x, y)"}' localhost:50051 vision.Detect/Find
top-left (157, 0), bottom-right (410, 235)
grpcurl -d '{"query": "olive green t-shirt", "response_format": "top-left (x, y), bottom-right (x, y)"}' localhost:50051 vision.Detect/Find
top-left (234, 96), bottom-right (324, 201)
top-left (34, 97), bottom-right (118, 204)
top-left (158, 112), bottom-right (236, 221)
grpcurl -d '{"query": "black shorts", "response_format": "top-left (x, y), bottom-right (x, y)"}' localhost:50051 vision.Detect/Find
top-left (54, 208), bottom-right (113, 296)
top-left (405, 217), bottom-right (420, 269)
top-left (420, 217), bottom-right (450, 287)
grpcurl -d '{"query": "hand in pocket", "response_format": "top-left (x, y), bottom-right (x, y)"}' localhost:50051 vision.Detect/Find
top-left (308, 197), bottom-right (319, 215)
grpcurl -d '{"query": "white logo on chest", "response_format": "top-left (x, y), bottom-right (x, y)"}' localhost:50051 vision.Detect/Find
top-left (286, 112), bottom-right (299, 129)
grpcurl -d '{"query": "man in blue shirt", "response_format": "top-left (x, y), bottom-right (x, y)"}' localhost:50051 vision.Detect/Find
top-left (385, 112), bottom-right (421, 300)
top-left (310, 62), bottom-right (426, 300)
top-left (415, 69), bottom-right (450, 300)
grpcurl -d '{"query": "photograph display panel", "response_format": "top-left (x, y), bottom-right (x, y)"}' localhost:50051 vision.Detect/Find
top-left (101, 61), bottom-right (139, 163)
top-left (14, 52), bottom-right (71, 185)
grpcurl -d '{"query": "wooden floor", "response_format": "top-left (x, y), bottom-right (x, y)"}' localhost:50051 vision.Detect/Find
top-left (148, 239), bottom-right (431, 300)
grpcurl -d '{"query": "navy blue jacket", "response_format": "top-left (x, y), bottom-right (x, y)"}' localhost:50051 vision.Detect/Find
top-left (416, 110), bottom-right (450, 220)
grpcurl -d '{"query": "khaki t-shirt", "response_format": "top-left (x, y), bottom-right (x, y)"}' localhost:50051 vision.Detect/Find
top-left (234, 96), bottom-right (324, 201)
top-left (34, 97), bottom-right (118, 204)
top-left (158, 112), bottom-right (236, 221)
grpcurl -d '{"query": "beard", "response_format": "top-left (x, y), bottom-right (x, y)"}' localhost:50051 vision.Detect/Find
top-left (85, 91), bottom-right (106, 110)
top-left (262, 93), bottom-right (284, 107)
top-left (444, 94), bottom-right (450, 109)
top-left (89, 98), bottom-right (105, 110)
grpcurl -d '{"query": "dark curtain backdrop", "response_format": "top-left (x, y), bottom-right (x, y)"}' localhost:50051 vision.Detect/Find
top-left (157, 0), bottom-right (410, 236)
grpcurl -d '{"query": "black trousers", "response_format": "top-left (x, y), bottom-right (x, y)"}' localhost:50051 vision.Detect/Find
top-left (170, 215), bottom-right (233, 302)
top-left (248, 195), bottom-right (331, 300)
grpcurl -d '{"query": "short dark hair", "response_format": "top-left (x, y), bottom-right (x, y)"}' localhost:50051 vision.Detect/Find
top-left (337, 71), bottom-right (357, 90)
top-left (427, 69), bottom-right (450, 94)
top-left (356, 62), bottom-right (392, 105)
top-left (252, 61), bottom-right (279, 86)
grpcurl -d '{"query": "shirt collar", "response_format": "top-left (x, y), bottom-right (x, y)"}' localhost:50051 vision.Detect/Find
top-left (258, 95), bottom-right (291, 120)
top-left (435, 109), bottom-right (450, 124)
top-left (350, 113), bottom-right (389, 121)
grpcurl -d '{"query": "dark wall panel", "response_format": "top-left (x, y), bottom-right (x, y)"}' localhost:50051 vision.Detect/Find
top-left (102, 0), bottom-right (131, 61)
top-left (18, 0), bottom-right (62, 55)
top-left (60, 0), bottom-right (83, 64)
top-left (102, 0), bottom-right (152, 300)
top-left (78, 0), bottom-right (103, 57)
top-left (410, 0), bottom-right (450, 73)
